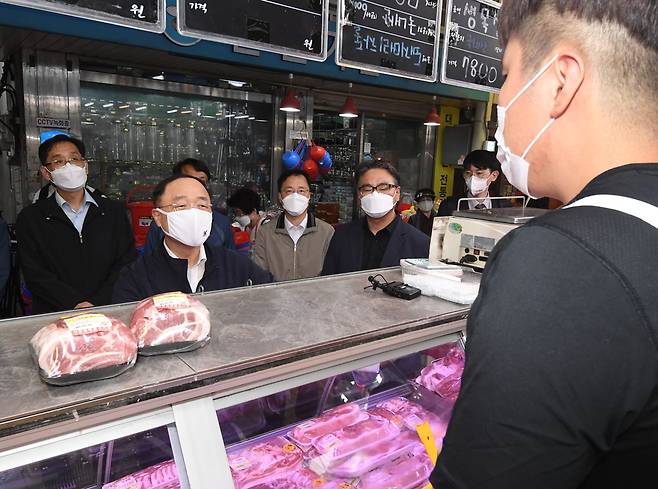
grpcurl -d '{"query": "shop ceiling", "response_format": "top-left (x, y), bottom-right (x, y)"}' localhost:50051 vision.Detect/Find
top-left (0, 26), bottom-right (478, 119)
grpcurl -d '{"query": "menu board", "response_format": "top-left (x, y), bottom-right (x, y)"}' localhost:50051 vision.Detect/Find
top-left (176, 0), bottom-right (329, 61)
top-left (336, 0), bottom-right (443, 82)
top-left (0, 0), bottom-right (165, 33)
top-left (441, 0), bottom-right (503, 93)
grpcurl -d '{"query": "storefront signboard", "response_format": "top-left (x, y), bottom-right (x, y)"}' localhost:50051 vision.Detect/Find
top-left (0, 0), bottom-right (165, 33)
top-left (336, 0), bottom-right (443, 82)
top-left (440, 0), bottom-right (503, 93)
top-left (176, 0), bottom-right (330, 61)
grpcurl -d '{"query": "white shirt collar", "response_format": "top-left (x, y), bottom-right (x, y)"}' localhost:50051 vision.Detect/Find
top-left (163, 240), bottom-right (207, 267)
top-left (284, 214), bottom-right (308, 231)
top-left (467, 193), bottom-right (492, 210)
top-left (55, 189), bottom-right (97, 211)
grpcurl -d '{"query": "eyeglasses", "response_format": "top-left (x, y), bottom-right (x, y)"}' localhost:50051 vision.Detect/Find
top-left (281, 188), bottom-right (310, 196)
top-left (463, 170), bottom-right (491, 179)
top-left (159, 203), bottom-right (212, 212)
top-left (358, 183), bottom-right (399, 195)
top-left (45, 156), bottom-right (86, 169)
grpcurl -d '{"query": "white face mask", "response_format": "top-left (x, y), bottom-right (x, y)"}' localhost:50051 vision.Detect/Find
top-left (157, 208), bottom-right (213, 247)
top-left (361, 191), bottom-right (395, 219)
top-left (282, 193), bottom-right (309, 217)
top-left (465, 175), bottom-right (491, 196)
top-left (417, 200), bottom-right (434, 213)
top-left (48, 162), bottom-right (88, 192)
top-left (235, 214), bottom-right (252, 228)
top-left (495, 55), bottom-right (558, 199)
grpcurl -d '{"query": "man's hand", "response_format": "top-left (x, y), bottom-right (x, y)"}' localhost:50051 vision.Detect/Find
top-left (74, 301), bottom-right (94, 309)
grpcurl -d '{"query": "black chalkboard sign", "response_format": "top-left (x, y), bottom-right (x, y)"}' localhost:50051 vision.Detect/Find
top-left (336, 0), bottom-right (443, 82)
top-left (441, 0), bottom-right (503, 93)
top-left (177, 0), bottom-right (329, 61)
top-left (1, 0), bottom-right (165, 32)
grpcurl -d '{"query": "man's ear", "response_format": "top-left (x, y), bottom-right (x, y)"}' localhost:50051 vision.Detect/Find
top-left (40, 166), bottom-right (51, 182)
top-left (490, 170), bottom-right (500, 182)
top-left (151, 208), bottom-right (164, 229)
top-left (550, 49), bottom-right (585, 119)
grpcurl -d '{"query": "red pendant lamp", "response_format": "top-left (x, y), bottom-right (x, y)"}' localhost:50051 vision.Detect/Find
top-left (340, 82), bottom-right (359, 118)
top-left (280, 73), bottom-right (301, 113)
top-left (424, 95), bottom-right (441, 127)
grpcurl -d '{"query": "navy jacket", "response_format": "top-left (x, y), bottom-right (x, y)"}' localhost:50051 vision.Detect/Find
top-left (144, 208), bottom-right (235, 254)
top-left (321, 216), bottom-right (430, 275)
top-left (0, 216), bottom-right (9, 297)
top-left (112, 240), bottom-right (272, 304)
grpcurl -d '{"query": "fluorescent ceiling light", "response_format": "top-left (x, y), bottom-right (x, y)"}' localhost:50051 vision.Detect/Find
top-left (118, 104), bottom-right (130, 109)
top-left (180, 109), bottom-right (193, 114)
top-left (167, 109), bottom-right (178, 114)
top-left (224, 113), bottom-right (235, 118)
top-left (136, 106), bottom-right (147, 111)
top-left (255, 119), bottom-right (268, 123)
top-left (235, 114), bottom-right (249, 119)
top-left (152, 73), bottom-right (165, 80)
top-left (224, 79), bottom-right (246, 88)
top-left (102, 103), bottom-right (114, 108)
top-left (84, 102), bottom-right (94, 107)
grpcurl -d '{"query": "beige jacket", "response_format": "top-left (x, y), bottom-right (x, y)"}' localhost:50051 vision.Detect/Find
top-left (253, 212), bottom-right (334, 281)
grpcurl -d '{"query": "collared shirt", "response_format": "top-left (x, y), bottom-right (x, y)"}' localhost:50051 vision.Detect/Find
top-left (284, 214), bottom-right (308, 245)
top-left (55, 190), bottom-right (98, 234)
top-left (163, 241), bottom-right (207, 293)
top-left (361, 216), bottom-right (397, 271)
top-left (468, 193), bottom-right (492, 210)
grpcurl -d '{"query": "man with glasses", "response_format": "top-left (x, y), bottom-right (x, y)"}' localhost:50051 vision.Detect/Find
top-left (437, 150), bottom-right (505, 216)
top-left (253, 169), bottom-right (334, 281)
top-left (112, 175), bottom-right (271, 303)
top-left (15, 132), bottom-right (136, 313)
top-left (322, 161), bottom-right (429, 275)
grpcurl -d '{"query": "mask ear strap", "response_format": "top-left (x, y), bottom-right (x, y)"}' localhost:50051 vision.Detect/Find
top-left (506, 54), bottom-right (559, 109)
top-left (522, 118), bottom-right (555, 158)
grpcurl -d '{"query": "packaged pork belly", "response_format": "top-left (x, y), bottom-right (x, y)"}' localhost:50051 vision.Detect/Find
top-left (102, 459), bottom-right (180, 489)
top-left (249, 467), bottom-right (354, 489)
top-left (288, 402), bottom-right (369, 450)
top-left (29, 312), bottom-right (138, 386)
top-left (129, 292), bottom-right (211, 355)
top-left (358, 444), bottom-right (434, 489)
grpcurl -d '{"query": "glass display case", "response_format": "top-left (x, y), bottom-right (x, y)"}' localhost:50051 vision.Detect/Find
top-left (79, 82), bottom-right (273, 208)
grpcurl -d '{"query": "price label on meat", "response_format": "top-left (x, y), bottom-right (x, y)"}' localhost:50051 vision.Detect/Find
top-left (440, 0), bottom-right (503, 92)
top-left (336, 0), bottom-right (443, 82)
top-left (152, 292), bottom-right (190, 310)
top-left (63, 313), bottom-right (113, 336)
top-left (0, 0), bottom-right (165, 33)
top-left (176, 0), bottom-right (330, 61)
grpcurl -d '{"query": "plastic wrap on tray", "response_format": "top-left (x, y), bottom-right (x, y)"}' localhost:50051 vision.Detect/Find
top-left (376, 398), bottom-right (449, 444)
top-left (102, 459), bottom-right (179, 489)
top-left (317, 431), bottom-right (423, 478)
top-left (249, 467), bottom-right (353, 489)
top-left (129, 292), bottom-right (211, 355)
top-left (358, 445), bottom-right (433, 489)
top-left (29, 313), bottom-right (138, 386)
top-left (415, 345), bottom-right (465, 400)
top-left (311, 417), bottom-right (401, 466)
top-left (288, 403), bottom-right (368, 450)
top-left (228, 436), bottom-right (304, 489)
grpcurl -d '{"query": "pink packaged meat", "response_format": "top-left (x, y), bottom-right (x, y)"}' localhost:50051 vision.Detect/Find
top-left (288, 403), bottom-right (368, 450)
top-left (313, 417), bottom-right (400, 461)
top-left (250, 467), bottom-right (353, 489)
top-left (228, 436), bottom-right (304, 489)
top-left (376, 398), bottom-right (449, 443)
top-left (30, 313), bottom-right (138, 386)
top-left (102, 459), bottom-right (179, 489)
top-left (324, 431), bottom-right (423, 478)
top-left (415, 345), bottom-right (465, 400)
top-left (358, 445), bottom-right (433, 489)
top-left (129, 292), bottom-right (211, 355)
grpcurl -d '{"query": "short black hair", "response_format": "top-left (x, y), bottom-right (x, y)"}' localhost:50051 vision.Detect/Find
top-left (152, 174), bottom-right (210, 206)
top-left (463, 150), bottom-right (501, 173)
top-left (414, 188), bottom-right (435, 201)
top-left (355, 160), bottom-right (400, 186)
top-left (227, 187), bottom-right (260, 214)
top-left (39, 134), bottom-right (86, 166)
top-left (173, 158), bottom-right (211, 180)
top-left (277, 169), bottom-right (312, 192)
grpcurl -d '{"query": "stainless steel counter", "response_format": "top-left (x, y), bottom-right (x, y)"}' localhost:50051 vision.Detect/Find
top-left (0, 268), bottom-right (472, 448)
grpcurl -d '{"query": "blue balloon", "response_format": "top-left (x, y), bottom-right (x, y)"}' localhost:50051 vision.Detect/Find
top-left (320, 151), bottom-right (333, 169)
top-left (282, 150), bottom-right (302, 170)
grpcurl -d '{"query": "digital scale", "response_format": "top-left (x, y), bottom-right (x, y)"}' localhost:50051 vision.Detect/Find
top-left (439, 207), bottom-right (549, 270)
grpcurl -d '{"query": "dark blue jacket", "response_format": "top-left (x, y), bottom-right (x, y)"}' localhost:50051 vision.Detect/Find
top-left (0, 216), bottom-right (9, 297)
top-left (143, 208), bottom-right (235, 254)
top-left (112, 241), bottom-right (272, 304)
top-left (321, 216), bottom-right (430, 275)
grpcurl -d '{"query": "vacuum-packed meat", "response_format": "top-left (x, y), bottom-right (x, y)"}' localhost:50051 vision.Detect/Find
top-left (250, 467), bottom-right (350, 489)
top-left (376, 398), bottom-right (449, 443)
top-left (129, 292), bottom-right (211, 355)
top-left (228, 436), bottom-right (304, 489)
top-left (359, 445), bottom-right (433, 489)
top-left (313, 417), bottom-right (400, 461)
top-left (102, 459), bottom-right (179, 489)
top-left (416, 346), bottom-right (465, 400)
top-left (288, 403), bottom-right (368, 450)
top-left (30, 313), bottom-right (137, 386)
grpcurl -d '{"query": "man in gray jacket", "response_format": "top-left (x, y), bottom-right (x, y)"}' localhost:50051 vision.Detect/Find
top-left (254, 169), bottom-right (334, 281)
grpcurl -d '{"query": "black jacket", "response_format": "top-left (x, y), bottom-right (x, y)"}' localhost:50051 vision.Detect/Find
top-left (437, 195), bottom-right (508, 216)
top-left (431, 164), bottom-right (658, 489)
top-left (112, 241), bottom-right (273, 304)
top-left (321, 215), bottom-right (430, 275)
top-left (16, 190), bottom-right (136, 314)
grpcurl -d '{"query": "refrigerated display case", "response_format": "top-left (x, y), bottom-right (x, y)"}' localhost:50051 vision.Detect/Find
top-left (0, 269), bottom-right (472, 488)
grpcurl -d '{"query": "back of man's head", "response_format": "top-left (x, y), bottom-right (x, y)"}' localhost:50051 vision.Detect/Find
top-left (499, 0), bottom-right (657, 126)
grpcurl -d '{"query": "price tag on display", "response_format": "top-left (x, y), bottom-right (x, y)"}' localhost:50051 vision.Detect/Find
top-left (63, 313), bottom-right (112, 336)
top-left (153, 292), bottom-right (190, 310)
